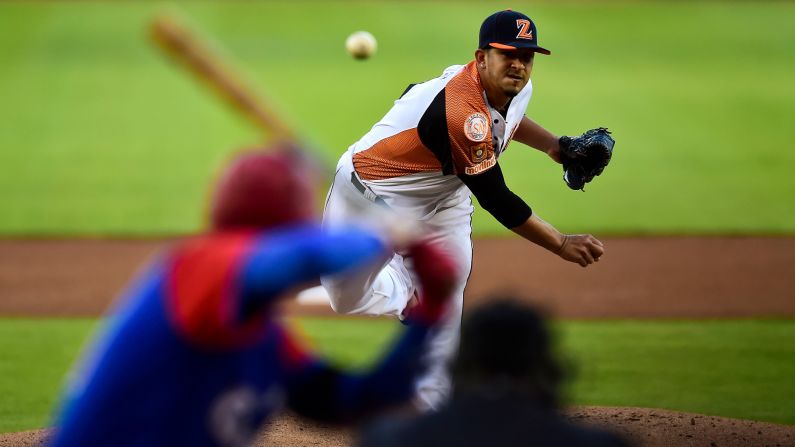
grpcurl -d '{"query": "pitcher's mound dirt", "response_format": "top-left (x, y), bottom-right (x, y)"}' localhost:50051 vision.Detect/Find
top-left (259, 408), bottom-right (795, 447)
top-left (3, 407), bottom-right (794, 447)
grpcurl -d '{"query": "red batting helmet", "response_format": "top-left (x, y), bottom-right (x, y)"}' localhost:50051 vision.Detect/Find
top-left (210, 144), bottom-right (315, 231)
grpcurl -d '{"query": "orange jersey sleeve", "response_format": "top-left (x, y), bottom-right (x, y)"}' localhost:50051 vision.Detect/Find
top-left (445, 62), bottom-right (497, 176)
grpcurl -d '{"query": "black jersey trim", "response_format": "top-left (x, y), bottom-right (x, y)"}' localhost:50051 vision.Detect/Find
top-left (399, 83), bottom-right (417, 99)
top-left (458, 162), bottom-right (532, 228)
top-left (417, 89), bottom-right (454, 175)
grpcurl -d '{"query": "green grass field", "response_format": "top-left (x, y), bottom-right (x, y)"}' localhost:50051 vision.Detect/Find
top-left (1, 1), bottom-right (794, 235)
top-left (2, 317), bottom-right (793, 433)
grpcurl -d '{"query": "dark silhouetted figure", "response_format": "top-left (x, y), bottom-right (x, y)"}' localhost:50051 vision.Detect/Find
top-left (358, 298), bottom-right (631, 447)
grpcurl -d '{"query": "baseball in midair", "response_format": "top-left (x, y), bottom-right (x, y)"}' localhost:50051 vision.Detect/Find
top-left (345, 31), bottom-right (377, 60)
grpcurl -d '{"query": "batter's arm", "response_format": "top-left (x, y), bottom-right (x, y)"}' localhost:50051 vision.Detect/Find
top-left (511, 214), bottom-right (604, 267)
top-left (237, 226), bottom-right (387, 317)
top-left (283, 324), bottom-right (430, 423)
top-left (513, 116), bottom-right (561, 163)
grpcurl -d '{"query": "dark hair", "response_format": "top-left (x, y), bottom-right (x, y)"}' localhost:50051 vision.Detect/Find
top-left (451, 298), bottom-right (566, 408)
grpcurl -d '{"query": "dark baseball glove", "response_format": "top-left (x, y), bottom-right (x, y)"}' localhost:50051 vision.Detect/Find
top-left (558, 127), bottom-right (615, 191)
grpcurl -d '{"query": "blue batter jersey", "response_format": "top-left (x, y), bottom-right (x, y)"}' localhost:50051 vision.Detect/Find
top-left (49, 224), bottom-right (429, 447)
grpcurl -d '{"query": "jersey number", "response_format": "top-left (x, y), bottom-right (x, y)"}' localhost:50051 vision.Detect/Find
top-left (516, 19), bottom-right (534, 40)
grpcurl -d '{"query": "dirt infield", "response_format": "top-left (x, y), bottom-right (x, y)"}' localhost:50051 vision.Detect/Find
top-left (4, 409), bottom-right (795, 447)
top-left (2, 237), bottom-right (794, 317)
top-left (1, 236), bottom-right (794, 446)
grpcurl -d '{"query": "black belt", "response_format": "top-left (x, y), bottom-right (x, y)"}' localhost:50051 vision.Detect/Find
top-left (350, 172), bottom-right (387, 206)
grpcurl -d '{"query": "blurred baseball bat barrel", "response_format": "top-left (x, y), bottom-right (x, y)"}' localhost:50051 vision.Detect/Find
top-left (149, 14), bottom-right (296, 141)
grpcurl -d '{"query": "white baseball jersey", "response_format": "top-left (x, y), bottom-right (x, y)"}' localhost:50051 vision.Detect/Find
top-left (349, 61), bottom-right (532, 214)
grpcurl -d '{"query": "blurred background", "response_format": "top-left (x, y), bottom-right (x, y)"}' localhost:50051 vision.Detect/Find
top-left (1, 1), bottom-right (793, 235)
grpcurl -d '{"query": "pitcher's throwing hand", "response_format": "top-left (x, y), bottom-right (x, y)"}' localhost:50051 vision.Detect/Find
top-left (557, 234), bottom-right (605, 267)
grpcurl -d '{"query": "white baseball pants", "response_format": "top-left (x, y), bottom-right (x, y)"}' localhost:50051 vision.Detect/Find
top-left (321, 151), bottom-right (473, 410)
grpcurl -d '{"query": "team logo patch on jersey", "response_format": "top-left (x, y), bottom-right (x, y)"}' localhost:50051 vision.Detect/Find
top-left (464, 113), bottom-right (489, 142)
top-left (465, 155), bottom-right (496, 175)
top-left (470, 142), bottom-right (490, 162)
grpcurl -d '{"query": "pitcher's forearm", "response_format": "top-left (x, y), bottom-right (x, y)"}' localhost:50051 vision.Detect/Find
top-left (514, 116), bottom-right (559, 154)
top-left (510, 214), bottom-right (565, 253)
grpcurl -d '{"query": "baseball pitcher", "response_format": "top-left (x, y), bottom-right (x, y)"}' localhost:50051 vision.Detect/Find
top-left (321, 10), bottom-right (614, 410)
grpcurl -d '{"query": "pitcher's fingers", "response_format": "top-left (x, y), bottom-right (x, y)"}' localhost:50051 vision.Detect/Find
top-left (581, 248), bottom-right (595, 265)
top-left (589, 243), bottom-right (605, 259)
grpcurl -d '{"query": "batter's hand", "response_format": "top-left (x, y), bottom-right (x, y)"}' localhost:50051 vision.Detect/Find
top-left (405, 241), bottom-right (458, 325)
top-left (340, 191), bottom-right (426, 250)
top-left (557, 234), bottom-right (604, 267)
